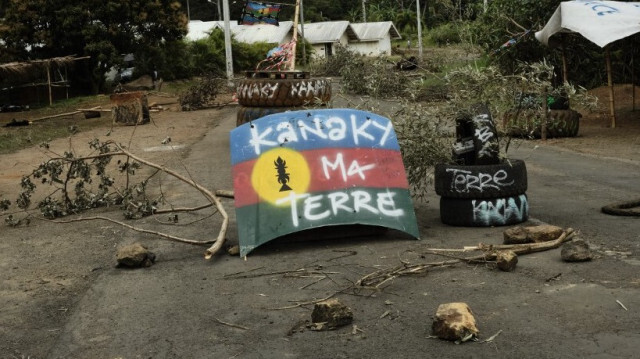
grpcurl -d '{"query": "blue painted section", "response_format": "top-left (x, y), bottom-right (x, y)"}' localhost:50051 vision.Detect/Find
top-left (230, 109), bottom-right (400, 165)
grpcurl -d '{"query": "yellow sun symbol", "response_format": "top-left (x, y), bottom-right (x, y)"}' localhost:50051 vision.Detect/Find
top-left (250, 147), bottom-right (311, 205)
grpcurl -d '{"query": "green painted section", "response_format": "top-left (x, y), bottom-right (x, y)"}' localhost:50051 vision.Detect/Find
top-left (236, 187), bottom-right (419, 256)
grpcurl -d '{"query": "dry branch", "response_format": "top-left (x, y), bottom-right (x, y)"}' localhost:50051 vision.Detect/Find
top-left (358, 228), bottom-right (576, 288)
top-left (38, 145), bottom-right (229, 259)
top-left (214, 318), bottom-right (250, 330)
top-left (114, 145), bottom-right (228, 259)
top-left (32, 111), bottom-right (82, 122)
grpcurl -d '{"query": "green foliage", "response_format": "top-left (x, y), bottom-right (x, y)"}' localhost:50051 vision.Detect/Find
top-left (341, 55), bottom-right (408, 98)
top-left (3, 138), bottom-right (169, 223)
top-left (0, 0), bottom-right (188, 92)
top-left (315, 46), bottom-right (407, 98)
top-left (469, 0), bottom-right (631, 88)
top-left (394, 100), bottom-right (454, 201)
top-left (179, 75), bottom-right (225, 111)
top-left (178, 29), bottom-right (311, 76)
top-left (233, 41), bottom-right (276, 72)
top-left (426, 22), bottom-right (464, 46)
top-left (309, 45), bottom-right (355, 77)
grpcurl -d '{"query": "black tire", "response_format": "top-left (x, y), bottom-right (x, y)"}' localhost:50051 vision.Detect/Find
top-left (236, 78), bottom-right (331, 107)
top-left (470, 104), bottom-right (500, 165)
top-left (547, 109), bottom-right (580, 138)
top-left (454, 104), bottom-right (500, 165)
top-left (434, 159), bottom-right (527, 199)
top-left (440, 194), bottom-right (529, 227)
top-left (601, 199), bottom-right (640, 216)
top-left (505, 109), bottom-right (580, 138)
top-left (236, 106), bottom-right (297, 127)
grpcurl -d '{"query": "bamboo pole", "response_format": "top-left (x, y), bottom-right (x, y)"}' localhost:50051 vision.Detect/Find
top-left (606, 46), bottom-right (616, 128)
top-left (289, 0), bottom-right (301, 71)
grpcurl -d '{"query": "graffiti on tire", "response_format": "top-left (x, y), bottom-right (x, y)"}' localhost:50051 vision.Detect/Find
top-left (446, 168), bottom-right (514, 194)
top-left (290, 79), bottom-right (328, 98)
top-left (472, 194), bottom-right (528, 226)
top-left (237, 79), bottom-right (329, 103)
top-left (237, 82), bottom-right (280, 101)
top-left (472, 113), bottom-right (498, 159)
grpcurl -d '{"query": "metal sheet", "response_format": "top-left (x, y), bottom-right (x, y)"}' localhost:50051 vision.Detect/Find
top-left (230, 109), bottom-right (420, 257)
top-left (350, 22), bottom-right (402, 41)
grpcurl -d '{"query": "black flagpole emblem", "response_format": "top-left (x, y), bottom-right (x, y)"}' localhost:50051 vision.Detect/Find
top-left (274, 156), bottom-right (292, 192)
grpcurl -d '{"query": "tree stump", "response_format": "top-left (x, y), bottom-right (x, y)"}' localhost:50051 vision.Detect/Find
top-left (110, 91), bottom-right (150, 126)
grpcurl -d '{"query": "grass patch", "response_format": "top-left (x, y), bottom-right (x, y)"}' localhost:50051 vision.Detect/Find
top-left (0, 115), bottom-right (109, 155)
top-left (161, 78), bottom-right (200, 96)
top-left (0, 94), bottom-right (113, 154)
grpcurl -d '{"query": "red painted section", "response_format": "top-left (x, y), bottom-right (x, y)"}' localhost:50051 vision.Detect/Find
top-left (232, 148), bottom-right (409, 207)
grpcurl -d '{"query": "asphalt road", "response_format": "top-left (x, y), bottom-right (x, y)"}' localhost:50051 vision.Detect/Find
top-left (7, 105), bottom-right (640, 359)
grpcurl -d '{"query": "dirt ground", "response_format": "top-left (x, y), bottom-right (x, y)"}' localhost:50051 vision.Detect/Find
top-left (1, 85), bottom-right (640, 358)
top-left (540, 84), bottom-right (640, 163)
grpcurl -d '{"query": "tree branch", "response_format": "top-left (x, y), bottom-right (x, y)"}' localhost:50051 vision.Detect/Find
top-left (114, 145), bottom-right (228, 259)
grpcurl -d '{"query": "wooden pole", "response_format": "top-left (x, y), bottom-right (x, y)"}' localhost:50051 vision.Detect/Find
top-left (541, 87), bottom-right (548, 140)
top-left (222, 0), bottom-right (234, 86)
top-left (289, 0), bottom-right (301, 71)
top-left (561, 34), bottom-right (569, 84)
top-left (300, 0), bottom-right (306, 66)
top-left (606, 46), bottom-right (616, 128)
top-left (47, 62), bottom-right (52, 106)
top-left (416, 0), bottom-right (423, 61)
top-left (65, 66), bottom-right (69, 100)
top-left (362, 0), bottom-right (366, 22)
top-left (633, 53), bottom-right (636, 111)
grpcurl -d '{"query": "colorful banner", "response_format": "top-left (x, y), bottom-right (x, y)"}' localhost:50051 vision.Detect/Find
top-left (240, 1), bottom-right (282, 26)
top-left (230, 109), bottom-right (420, 257)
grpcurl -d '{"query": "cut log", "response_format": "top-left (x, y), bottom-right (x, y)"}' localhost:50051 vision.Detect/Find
top-left (110, 91), bottom-right (150, 126)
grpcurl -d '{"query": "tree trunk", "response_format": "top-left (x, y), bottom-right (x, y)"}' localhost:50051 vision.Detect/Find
top-left (110, 92), bottom-right (150, 126)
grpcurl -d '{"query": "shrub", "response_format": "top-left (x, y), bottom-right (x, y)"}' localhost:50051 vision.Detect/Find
top-left (179, 75), bottom-right (225, 111)
top-left (309, 45), bottom-right (357, 77)
top-left (427, 22), bottom-right (464, 46)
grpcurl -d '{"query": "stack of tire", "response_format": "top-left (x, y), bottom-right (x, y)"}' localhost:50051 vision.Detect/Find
top-left (235, 71), bottom-right (332, 127)
top-left (435, 104), bottom-right (530, 227)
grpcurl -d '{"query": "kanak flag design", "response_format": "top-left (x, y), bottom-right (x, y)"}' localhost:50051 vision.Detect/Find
top-left (240, 1), bottom-right (282, 26)
top-left (230, 109), bottom-right (419, 257)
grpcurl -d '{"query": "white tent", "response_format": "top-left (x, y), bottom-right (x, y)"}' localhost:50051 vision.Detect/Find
top-left (535, 1), bottom-right (640, 128)
top-left (535, 1), bottom-right (640, 48)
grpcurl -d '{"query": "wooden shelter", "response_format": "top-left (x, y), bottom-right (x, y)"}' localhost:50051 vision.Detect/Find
top-left (0, 55), bottom-right (89, 106)
top-left (535, 1), bottom-right (640, 128)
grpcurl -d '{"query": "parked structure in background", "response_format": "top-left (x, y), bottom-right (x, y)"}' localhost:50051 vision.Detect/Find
top-left (298, 21), bottom-right (358, 58)
top-left (186, 20), bottom-right (239, 41)
top-left (186, 20), bottom-right (402, 58)
top-left (349, 22), bottom-right (402, 56)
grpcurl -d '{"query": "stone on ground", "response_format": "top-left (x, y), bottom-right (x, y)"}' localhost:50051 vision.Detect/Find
top-left (432, 302), bottom-right (479, 342)
top-left (116, 243), bottom-right (156, 268)
top-left (311, 299), bottom-right (353, 330)
top-left (503, 226), bottom-right (529, 244)
top-left (496, 250), bottom-right (518, 271)
top-left (561, 239), bottom-right (593, 262)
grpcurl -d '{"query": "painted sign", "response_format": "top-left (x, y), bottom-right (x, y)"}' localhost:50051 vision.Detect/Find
top-left (230, 109), bottom-right (420, 257)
